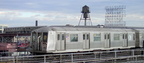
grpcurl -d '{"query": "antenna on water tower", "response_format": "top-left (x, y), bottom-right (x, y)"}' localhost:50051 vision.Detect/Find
top-left (78, 5), bottom-right (92, 26)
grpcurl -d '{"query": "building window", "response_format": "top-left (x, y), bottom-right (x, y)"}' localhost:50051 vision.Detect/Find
top-left (70, 34), bottom-right (78, 42)
top-left (114, 34), bottom-right (120, 40)
top-left (93, 34), bottom-right (101, 41)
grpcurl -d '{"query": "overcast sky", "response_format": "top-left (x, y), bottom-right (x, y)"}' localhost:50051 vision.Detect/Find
top-left (0, 0), bottom-right (144, 27)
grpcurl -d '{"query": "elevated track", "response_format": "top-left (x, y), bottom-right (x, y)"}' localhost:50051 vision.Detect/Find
top-left (0, 49), bottom-right (144, 63)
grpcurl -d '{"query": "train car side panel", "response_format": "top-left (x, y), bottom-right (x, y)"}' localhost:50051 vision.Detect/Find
top-left (47, 31), bottom-right (56, 52)
top-left (110, 32), bottom-right (123, 48)
top-left (56, 32), bottom-right (66, 51)
top-left (65, 32), bottom-right (83, 50)
top-left (127, 32), bottom-right (136, 48)
top-left (90, 32), bottom-right (104, 49)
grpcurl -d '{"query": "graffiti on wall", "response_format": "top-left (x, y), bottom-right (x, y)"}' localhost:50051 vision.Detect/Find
top-left (17, 36), bottom-right (30, 48)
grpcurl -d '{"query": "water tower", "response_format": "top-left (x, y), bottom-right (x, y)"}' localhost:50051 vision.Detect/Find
top-left (78, 5), bottom-right (92, 26)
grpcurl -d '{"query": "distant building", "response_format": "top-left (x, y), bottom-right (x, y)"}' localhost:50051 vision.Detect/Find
top-left (0, 26), bottom-right (45, 53)
top-left (4, 26), bottom-right (44, 34)
top-left (0, 24), bottom-right (8, 33)
top-left (0, 26), bottom-right (45, 42)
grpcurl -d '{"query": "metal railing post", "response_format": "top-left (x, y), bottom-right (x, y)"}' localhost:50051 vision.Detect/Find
top-left (60, 54), bottom-right (62, 63)
top-left (98, 52), bottom-right (102, 61)
top-left (94, 53), bottom-right (96, 59)
top-left (132, 50), bottom-right (135, 60)
top-left (23, 56), bottom-right (24, 63)
top-left (132, 50), bottom-right (135, 56)
top-left (115, 51), bottom-right (117, 58)
top-left (0, 56), bottom-right (2, 61)
top-left (114, 51), bottom-right (117, 61)
top-left (71, 53), bottom-right (74, 63)
top-left (143, 50), bottom-right (144, 56)
top-left (13, 56), bottom-right (16, 63)
top-left (13, 56), bottom-right (15, 63)
top-left (44, 55), bottom-right (46, 63)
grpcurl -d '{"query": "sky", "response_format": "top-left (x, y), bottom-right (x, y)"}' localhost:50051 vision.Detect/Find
top-left (0, 0), bottom-right (144, 27)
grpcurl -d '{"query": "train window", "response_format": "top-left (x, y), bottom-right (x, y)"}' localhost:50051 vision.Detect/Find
top-left (108, 34), bottom-right (110, 39)
top-left (87, 34), bottom-right (89, 39)
top-left (93, 34), bottom-right (101, 41)
top-left (70, 34), bottom-right (78, 42)
top-left (125, 34), bottom-right (128, 39)
top-left (57, 34), bottom-right (65, 40)
top-left (57, 34), bottom-right (60, 40)
top-left (128, 34), bottom-right (132, 40)
top-left (83, 34), bottom-right (89, 40)
top-left (123, 34), bottom-right (125, 39)
top-left (83, 34), bottom-right (85, 40)
top-left (133, 34), bottom-right (135, 40)
top-left (114, 34), bottom-right (120, 40)
top-left (104, 34), bottom-right (107, 39)
top-left (62, 34), bottom-right (65, 40)
top-left (32, 32), bottom-right (37, 42)
top-left (38, 33), bottom-right (43, 42)
top-left (43, 33), bottom-right (48, 42)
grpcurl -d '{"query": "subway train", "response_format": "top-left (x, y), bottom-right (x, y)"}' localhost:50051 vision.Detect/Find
top-left (30, 26), bottom-right (144, 54)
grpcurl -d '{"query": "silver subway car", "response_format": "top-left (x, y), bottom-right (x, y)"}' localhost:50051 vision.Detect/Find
top-left (30, 26), bottom-right (140, 53)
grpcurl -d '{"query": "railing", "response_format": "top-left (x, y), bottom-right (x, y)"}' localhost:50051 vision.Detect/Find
top-left (0, 49), bottom-right (144, 63)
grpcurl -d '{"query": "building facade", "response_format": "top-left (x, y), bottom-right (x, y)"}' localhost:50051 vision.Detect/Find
top-left (0, 24), bottom-right (8, 33)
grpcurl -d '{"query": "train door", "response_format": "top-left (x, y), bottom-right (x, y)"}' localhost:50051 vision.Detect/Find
top-left (122, 34), bottom-right (128, 47)
top-left (83, 33), bottom-right (90, 49)
top-left (57, 33), bottom-right (65, 51)
top-left (104, 33), bottom-right (110, 48)
top-left (38, 33), bottom-right (43, 51)
top-left (135, 32), bottom-right (140, 47)
top-left (32, 32), bottom-right (37, 51)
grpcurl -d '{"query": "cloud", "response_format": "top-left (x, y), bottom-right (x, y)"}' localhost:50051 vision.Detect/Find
top-left (0, 11), bottom-right (22, 20)
top-left (123, 14), bottom-right (144, 26)
top-left (126, 14), bottom-right (144, 20)
top-left (0, 10), bottom-right (81, 26)
top-left (0, 0), bottom-right (144, 27)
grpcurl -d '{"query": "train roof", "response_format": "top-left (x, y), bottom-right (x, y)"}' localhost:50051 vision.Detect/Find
top-left (32, 26), bottom-right (138, 32)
